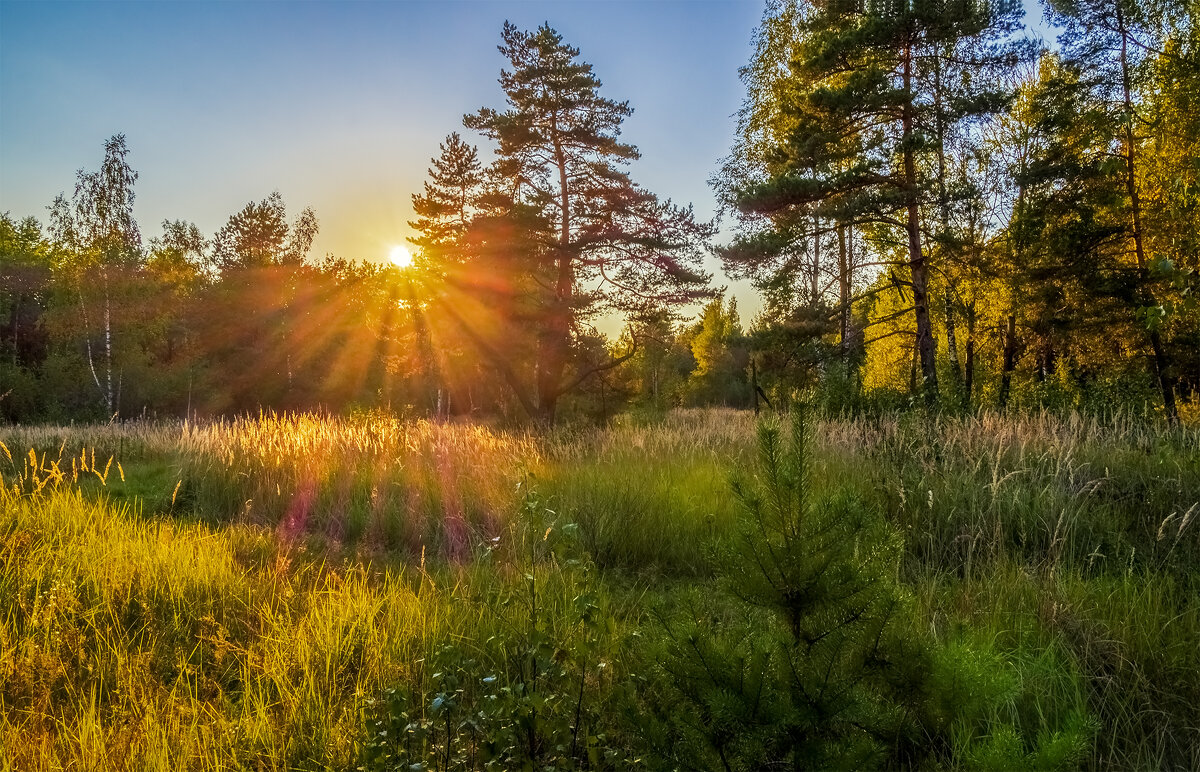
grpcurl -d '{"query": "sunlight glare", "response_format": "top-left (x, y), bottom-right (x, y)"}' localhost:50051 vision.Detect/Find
top-left (389, 245), bottom-right (413, 269)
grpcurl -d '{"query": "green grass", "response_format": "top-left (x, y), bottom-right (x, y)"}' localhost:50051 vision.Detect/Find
top-left (1, 408), bottom-right (1197, 769)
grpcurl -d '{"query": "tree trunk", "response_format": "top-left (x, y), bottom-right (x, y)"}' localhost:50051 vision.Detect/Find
top-left (77, 284), bottom-right (104, 408)
top-left (438, 295), bottom-right (539, 420)
top-left (902, 41), bottom-right (938, 403)
top-left (1000, 314), bottom-right (1017, 410)
top-left (408, 288), bottom-right (440, 415)
top-left (103, 272), bottom-right (114, 415)
top-left (751, 358), bottom-right (759, 415)
top-left (1116, 0), bottom-right (1177, 424)
top-left (963, 301), bottom-right (976, 411)
top-left (811, 214), bottom-right (821, 305)
top-left (909, 335), bottom-right (919, 395)
top-left (534, 132), bottom-right (575, 426)
top-left (8, 296), bottom-right (18, 367)
top-left (933, 46), bottom-right (962, 400)
top-left (837, 223), bottom-right (851, 361)
top-left (535, 308), bottom-right (569, 425)
top-left (1034, 342), bottom-right (1057, 387)
top-left (945, 295), bottom-right (961, 393)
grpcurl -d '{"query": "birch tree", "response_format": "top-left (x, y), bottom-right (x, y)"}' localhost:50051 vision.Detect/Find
top-left (48, 134), bottom-right (142, 416)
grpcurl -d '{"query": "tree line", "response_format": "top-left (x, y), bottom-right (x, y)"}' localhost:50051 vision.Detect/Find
top-left (720, 0), bottom-right (1198, 422)
top-left (3, 4), bottom-right (1197, 425)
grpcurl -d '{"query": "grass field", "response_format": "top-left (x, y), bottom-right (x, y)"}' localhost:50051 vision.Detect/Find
top-left (2, 409), bottom-right (1197, 770)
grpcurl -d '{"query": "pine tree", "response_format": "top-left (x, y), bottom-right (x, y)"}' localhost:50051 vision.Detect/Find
top-left (721, 0), bottom-right (1029, 404)
top-left (212, 192), bottom-right (290, 272)
top-left (1045, 0), bottom-right (1189, 421)
top-left (1006, 57), bottom-right (1131, 392)
top-left (406, 134), bottom-right (488, 416)
top-left (408, 132), bottom-right (483, 264)
top-left (649, 407), bottom-right (930, 769)
top-left (460, 22), bottom-right (715, 424)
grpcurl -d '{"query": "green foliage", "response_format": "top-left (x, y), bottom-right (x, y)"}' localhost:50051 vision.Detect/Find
top-left (720, 0), bottom-right (1032, 405)
top-left (682, 295), bottom-right (749, 407)
top-left (211, 191), bottom-right (318, 272)
top-left (928, 631), bottom-right (1096, 771)
top-left (541, 436), bottom-right (742, 576)
top-left (49, 133), bottom-right (141, 269)
top-left (360, 480), bottom-right (638, 770)
top-left (424, 21), bottom-right (717, 423)
top-left (408, 132), bottom-right (483, 261)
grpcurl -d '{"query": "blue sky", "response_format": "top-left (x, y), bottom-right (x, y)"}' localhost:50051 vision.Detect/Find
top-left (1, 2), bottom-right (760, 260)
top-left (1, 0), bottom-right (1053, 326)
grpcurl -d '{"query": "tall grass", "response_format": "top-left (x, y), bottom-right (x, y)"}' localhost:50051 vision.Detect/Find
top-left (827, 410), bottom-right (1200, 577)
top-left (0, 482), bottom-right (473, 770)
top-left (540, 409), bottom-right (754, 575)
top-left (2, 408), bottom-right (1197, 769)
top-left (4, 413), bottom-right (539, 556)
top-left (174, 413), bottom-right (538, 555)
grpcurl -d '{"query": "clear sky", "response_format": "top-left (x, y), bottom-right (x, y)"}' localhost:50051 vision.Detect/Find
top-left (1, 2), bottom-right (761, 269)
top-left (0, 0), bottom-right (1053, 328)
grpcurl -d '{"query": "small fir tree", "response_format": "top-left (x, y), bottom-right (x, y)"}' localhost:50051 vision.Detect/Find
top-left (647, 406), bottom-right (931, 770)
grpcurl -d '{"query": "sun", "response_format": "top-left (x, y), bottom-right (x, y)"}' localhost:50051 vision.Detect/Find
top-left (388, 245), bottom-right (413, 269)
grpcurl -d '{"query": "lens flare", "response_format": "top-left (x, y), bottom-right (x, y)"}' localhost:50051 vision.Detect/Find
top-left (389, 245), bottom-right (413, 268)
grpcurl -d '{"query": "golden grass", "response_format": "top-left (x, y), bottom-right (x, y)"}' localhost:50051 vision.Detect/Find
top-left (1, 408), bottom-right (1196, 769)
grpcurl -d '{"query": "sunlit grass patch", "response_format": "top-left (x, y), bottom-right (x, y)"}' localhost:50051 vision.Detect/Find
top-left (0, 482), bottom-right (471, 770)
top-left (1, 408), bottom-right (1197, 769)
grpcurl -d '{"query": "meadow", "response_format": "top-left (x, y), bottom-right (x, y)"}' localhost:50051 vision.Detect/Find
top-left (1, 409), bottom-right (1197, 770)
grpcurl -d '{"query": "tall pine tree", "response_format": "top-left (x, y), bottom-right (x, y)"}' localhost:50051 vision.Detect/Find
top-left (722, 0), bottom-right (1028, 403)
top-left (458, 22), bottom-right (715, 424)
top-left (1046, 0), bottom-right (1190, 421)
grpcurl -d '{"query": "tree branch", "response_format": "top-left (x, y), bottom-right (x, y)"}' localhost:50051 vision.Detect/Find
top-left (555, 330), bottom-right (639, 397)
